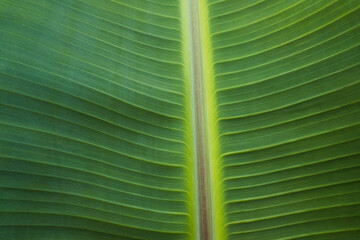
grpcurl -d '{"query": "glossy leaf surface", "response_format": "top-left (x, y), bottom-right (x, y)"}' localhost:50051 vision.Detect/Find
top-left (1, 0), bottom-right (359, 239)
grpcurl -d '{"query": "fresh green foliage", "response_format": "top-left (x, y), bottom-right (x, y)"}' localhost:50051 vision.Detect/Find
top-left (206, 1), bottom-right (360, 239)
top-left (0, 1), bottom-right (195, 239)
top-left (0, 0), bottom-right (359, 240)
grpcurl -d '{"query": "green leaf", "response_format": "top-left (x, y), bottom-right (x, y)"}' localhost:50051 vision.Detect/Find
top-left (1, 0), bottom-right (359, 239)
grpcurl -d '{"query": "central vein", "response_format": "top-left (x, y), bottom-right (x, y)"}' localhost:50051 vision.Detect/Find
top-left (187, 0), bottom-right (213, 239)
